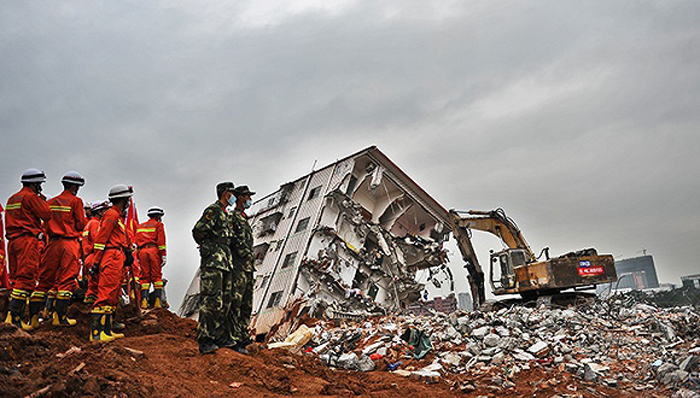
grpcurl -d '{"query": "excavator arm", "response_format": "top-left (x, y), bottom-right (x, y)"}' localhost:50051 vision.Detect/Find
top-left (452, 208), bottom-right (536, 262)
top-left (449, 210), bottom-right (485, 308)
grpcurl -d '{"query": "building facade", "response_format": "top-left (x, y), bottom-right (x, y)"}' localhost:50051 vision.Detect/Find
top-left (247, 146), bottom-right (452, 335)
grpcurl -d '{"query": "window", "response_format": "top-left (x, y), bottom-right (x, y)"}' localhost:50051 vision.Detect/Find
top-left (274, 240), bottom-right (283, 251)
top-left (287, 206), bottom-right (297, 219)
top-left (259, 275), bottom-right (270, 290)
top-left (282, 252), bottom-right (297, 269)
top-left (295, 217), bottom-right (310, 233)
top-left (267, 291), bottom-right (283, 308)
top-left (307, 186), bottom-right (322, 201)
top-left (267, 197), bottom-right (275, 207)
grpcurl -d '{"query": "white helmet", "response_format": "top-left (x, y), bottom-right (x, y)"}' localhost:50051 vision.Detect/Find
top-left (91, 200), bottom-right (111, 212)
top-left (21, 168), bottom-right (47, 184)
top-left (61, 171), bottom-right (85, 186)
top-left (108, 184), bottom-right (133, 200)
top-left (147, 206), bottom-right (165, 217)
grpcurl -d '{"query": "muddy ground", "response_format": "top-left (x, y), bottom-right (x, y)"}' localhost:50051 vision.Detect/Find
top-left (0, 303), bottom-right (669, 397)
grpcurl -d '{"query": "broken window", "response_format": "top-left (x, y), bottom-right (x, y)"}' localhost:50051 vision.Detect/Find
top-left (267, 291), bottom-right (283, 308)
top-left (282, 252), bottom-right (298, 269)
top-left (253, 242), bottom-right (270, 267)
top-left (308, 186), bottom-right (322, 201)
top-left (295, 217), bottom-right (310, 233)
top-left (287, 206), bottom-right (297, 219)
top-left (258, 275), bottom-right (270, 290)
top-left (274, 240), bottom-right (283, 251)
top-left (258, 212), bottom-right (283, 237)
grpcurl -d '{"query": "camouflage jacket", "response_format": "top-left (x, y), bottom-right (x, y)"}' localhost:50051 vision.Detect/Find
top-left (192, 201), bottom-right (233, 271)
top-left (230, 210), bottom-right (254, 272)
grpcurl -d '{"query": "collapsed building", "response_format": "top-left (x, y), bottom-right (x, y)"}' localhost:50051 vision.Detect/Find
top-left (179, 146), bottom-right (454, 336)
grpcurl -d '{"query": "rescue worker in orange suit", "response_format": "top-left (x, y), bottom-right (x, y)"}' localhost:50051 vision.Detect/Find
top-left (135, 206), bottom-right (167, 309)
top-left (85, 184), bottom-right (134, 341)
top-left (82, 200), bottom-right (110, 304)
top-left (0, 204), bottom-right (9, 319)
top-left (4, 169), bottom-right (52, 330)
top-left (30, 172), bottom-right (87, 328)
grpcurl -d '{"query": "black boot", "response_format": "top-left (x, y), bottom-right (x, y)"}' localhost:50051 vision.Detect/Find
top-left (104, 313), bottom-right (124, 339)
top-left (152, 289), bottom-right (163, 309)
top-left (27, 299), bottom-right (45, 329)
top-left (52, 298), bottom-right (77, 326)
top-left (140, 289), bottom-right (149, 309)
top-left (4, 297), bottom-right (32, 331)
top-left (89, 312), bottom-right (113, 342)
top-left (43, 293), bottom-right (55, 319)
top-left (199, 340), bottom-right (219, 355)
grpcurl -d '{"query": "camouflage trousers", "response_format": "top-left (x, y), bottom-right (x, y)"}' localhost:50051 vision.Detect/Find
top-left (225, 268), bottom-right (254, 344)
top-left (196, 267), bottom-right (233, 345)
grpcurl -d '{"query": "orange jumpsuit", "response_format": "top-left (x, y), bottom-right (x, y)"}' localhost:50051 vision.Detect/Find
top-left (34, 191), bottom-right (86, 299)
top-left (5, 187), bottom-right (51, 295)
top-left (0, 204), bottom-right (8, 289)
top-left (82, 217), bottom-right (100, 299)
top-left (90, 207), bottom-right (130, 312)
top-left (135, 219), bottom-right (166, 292)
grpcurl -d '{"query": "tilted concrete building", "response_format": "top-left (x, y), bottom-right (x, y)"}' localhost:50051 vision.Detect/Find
top-left (248, 146), bottom-right (452, 335)
top-left (179, 146), bottom-right (453, 336)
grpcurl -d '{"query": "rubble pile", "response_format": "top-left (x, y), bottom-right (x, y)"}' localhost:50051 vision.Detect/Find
top-left (271, 297), bottom-right (700, 396)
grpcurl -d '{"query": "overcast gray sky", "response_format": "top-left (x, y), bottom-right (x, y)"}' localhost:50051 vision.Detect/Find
top-left (1, 1), bottom-right (698, 309)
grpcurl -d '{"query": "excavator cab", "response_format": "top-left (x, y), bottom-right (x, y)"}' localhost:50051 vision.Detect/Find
top-left (489, 248), bottom-right (528, 293)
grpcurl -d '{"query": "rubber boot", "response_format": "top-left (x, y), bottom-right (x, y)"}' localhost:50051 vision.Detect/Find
top-left (43, 292), bottom-right (56, 320)
top-left (153, 289), bottom-right (163, 309)
top-left (89, 312), bottom-right (114, 342)
top-left (52, 298), bottom-right (77, 326)
top-left (27, 298), bottom-right (45, 330)
top-left (104, 313), bottom-right (124, 339)
top-left (140, 289), bottom-right (149, 309)
top-left (4, 296), bottom-right (33, 331)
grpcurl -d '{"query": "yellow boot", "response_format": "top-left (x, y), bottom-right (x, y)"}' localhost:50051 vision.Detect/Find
top-left (105, 313), bottom-right (124, 339)
top-left (90, 312), bottom-right (114, 342)
top-left (52, 298), bottom-right (77, 326)
top-left (5, 291), bottom-right (34, 331)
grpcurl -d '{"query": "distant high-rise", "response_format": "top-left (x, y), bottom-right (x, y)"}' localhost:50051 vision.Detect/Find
top-left (597, 255), bottom-right (659, 295)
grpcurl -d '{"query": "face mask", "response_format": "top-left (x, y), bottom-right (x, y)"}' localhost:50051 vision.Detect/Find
top-left (227, 194), bottom-right (236, 206)
top-left (244, 199), bottom-right (252, 209)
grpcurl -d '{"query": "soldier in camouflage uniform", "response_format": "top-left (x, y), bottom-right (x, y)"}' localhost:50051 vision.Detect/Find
top-left (227, 185), bottom-right (256, 354)
top-left (192, 182), bottom-right (236, 355)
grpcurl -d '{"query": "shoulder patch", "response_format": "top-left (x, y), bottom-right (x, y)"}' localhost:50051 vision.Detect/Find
top-left (205, 210), bottom-right (214, 220)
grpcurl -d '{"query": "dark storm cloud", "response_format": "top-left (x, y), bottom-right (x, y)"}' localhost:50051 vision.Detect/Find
top-left (1, 1), bottom-right (698, 306)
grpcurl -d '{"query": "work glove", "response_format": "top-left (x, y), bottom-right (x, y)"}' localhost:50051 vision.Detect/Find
top-left (161, 256), bottom-right (167, 267)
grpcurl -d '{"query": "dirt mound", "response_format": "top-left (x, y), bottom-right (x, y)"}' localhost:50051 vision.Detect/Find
top-left (0, 304), bottom-right (651, 397)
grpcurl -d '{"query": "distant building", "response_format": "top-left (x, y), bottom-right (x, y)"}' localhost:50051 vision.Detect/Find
top-left (457, 292), bottom-right (473, 311)
top-left (596, 255), bottom-right (659, 295)
top-left (681, 274), bottom-right (700, 289)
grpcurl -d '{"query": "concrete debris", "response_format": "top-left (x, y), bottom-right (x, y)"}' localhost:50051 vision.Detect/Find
top-left (267, 294), bottom-right (699, 395)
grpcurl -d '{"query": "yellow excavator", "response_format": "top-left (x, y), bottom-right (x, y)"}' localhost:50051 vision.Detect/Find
top-left (449, 208), bottom-right (617, 309)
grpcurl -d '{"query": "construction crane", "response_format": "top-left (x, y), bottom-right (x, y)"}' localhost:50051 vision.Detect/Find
top-left (449, 208), bottom-right (617, 309)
